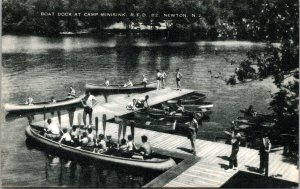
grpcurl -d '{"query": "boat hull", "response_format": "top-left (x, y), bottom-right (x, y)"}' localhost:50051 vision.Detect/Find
top-left (85, 83), bottom-right (156, 93)
top-left (25, 126), bottom-right (176, 171)
top-left (4, 95), bottom-right (84, 113)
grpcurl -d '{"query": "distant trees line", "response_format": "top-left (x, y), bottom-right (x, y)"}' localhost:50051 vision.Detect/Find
top-left (2, 0), bottom-right (296, 41)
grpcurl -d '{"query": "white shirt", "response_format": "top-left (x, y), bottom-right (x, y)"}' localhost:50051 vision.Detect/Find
top-left (127, 101), bottom-right (136, 110)
top-left (85, 95), bottom-right (96, 108)
top-left (157, 72), bottom-right (162, 79)
top-left (162, 72), bottom-right (167, 79)
top-left (69, 88), bottom-right (76, 96)
top-left (99, 140), bottom-right (107, 149)
top-left (88, 132), bottom-right (95, 141)
top-left (127, 81), bottom-right (133, 87)
top-left (127, 141), bottom-right (135, 151)
top-left (47, 123), bottom-right (60, 135)
top-left (61, 132), bottom-right (72, 141)
top-left (143, 77), bottom-right (148, 83)
top-left (105, 80), bottom-right (110, 86)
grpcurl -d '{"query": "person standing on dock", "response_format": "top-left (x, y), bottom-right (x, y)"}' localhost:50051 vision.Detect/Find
top-left (175, 69), bottom-right (183, 90)
top-left (156, 69), bottom-right (162, 90)
top-left (226, 127), bottom-right (241, 172)
top-left (161, 71), bottom-right (167, 88)
top-left (259, 133), bottom-right (271, 176)
top-left (187, 114), bottom-right (199, 155)
top-left (81, 91), bottom-right (97, 126)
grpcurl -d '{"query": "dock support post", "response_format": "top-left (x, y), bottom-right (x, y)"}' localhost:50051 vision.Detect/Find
top-left (77, 113), bottom-right (82, 126)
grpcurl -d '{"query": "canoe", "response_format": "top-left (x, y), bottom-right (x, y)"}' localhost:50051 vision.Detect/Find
top-left (167, 92), bottom-right (206, 104)
top-left (85, 82), bottom-right (156, 93)
top-left (183, 102), bottom-right (214, 109)
top-left (4, 95), bottom-right (84, 113)
top-left (25, 125), bottom-right (176, 171)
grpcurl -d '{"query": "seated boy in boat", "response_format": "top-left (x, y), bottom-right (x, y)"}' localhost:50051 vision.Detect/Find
top-left (87, 127), bottom-right (96, 142)
top-left (70, 126), bottom-right (80, 146)
top-left (44, 119), bottom-right (61, 140)
top-left (25, 96), bottom-right (34, 105)
top-left (126, 99), bottom-right (137, 110)
top-left (58, 128), bottom-right (74, 146)
top-left (79, 132), bottom-right (92, 150)
top-left (104, 78), bottom-right (110, 87)
top-left (127, 135), bottom-right (136, 157)
top-left (136, 135), bottom-right (152, 160)
top-left (67, 87), bottom-right (76, 99)
top-left (118, 139), bottom-right (129, 157)
top-left (94, 134), bottom-right (107, 153)
top-left (124, 79), bottom-right (133, 87)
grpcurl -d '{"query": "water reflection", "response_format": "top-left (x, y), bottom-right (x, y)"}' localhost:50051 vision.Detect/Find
top-left (39, 151), bottom-right (156, 187)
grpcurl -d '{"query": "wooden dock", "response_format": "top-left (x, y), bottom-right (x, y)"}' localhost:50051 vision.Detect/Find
top-left (33, 87), bottom-right (299, 187)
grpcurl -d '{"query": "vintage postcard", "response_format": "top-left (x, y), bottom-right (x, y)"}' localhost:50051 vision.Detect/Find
top-left (1, 0), bottom-right (299, 188)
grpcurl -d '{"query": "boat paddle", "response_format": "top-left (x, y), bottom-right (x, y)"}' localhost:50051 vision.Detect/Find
top-left (102, 114), bottom-right (106, 136)
top-left (118, 121), bottom-right (123, 144)
top-left (130, 120), bottom-right (135, 139)
top-left (172, 120), bottom-right (177, 131)
top-left (77, 113), bottom-right (82, 127)
top-left (95, 117), bottom-right (98, 137)
top-left (57, 111), bottom-right (62, 129)
top-left (43, 106), bottom-right (46, 128)
top-left (122, 122), bottom-right (127, 139)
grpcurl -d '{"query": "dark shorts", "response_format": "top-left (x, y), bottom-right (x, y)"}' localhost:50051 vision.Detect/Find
top-left (156, 77), bottom-right (161, 81)
top-left (176, 78), bottom-right (181, 82)
top-left (84, 107), bottom-right (93, 114)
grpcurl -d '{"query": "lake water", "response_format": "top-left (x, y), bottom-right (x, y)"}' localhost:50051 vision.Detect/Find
top-left (1, 35), bottom-right (272, 187)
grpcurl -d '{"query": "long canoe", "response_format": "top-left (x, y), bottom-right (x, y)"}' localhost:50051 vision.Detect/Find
top-left (25, 125), bottom-right (176, 171)
top-left (167, 92), bottom-right (206, 104)
top-left (85, 82), bottom-right (156, 93)
top-left (4, 95), bottom-right (84, 113)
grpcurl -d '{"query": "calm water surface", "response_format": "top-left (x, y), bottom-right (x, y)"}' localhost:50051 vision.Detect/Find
top-left (1, 35), bottom-right (272, 187)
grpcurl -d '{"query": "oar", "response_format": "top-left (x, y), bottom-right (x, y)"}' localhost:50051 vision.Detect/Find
top-left (102, 114), bottom-right (107, 136)
top-left (57, 111), bottom-right (61, 129)
top-left (43, 106), bottom-right (46, 128)
top-left (122, 123), bottom-right (127, 139)
top-left (130, 120), bottom-right (135, 139)
top-left (95, 117), bottom-right (99, 137)
top-left (77, 113), bottom-right (82, 126)
top-left (118, 121), bottom-right (123, 144)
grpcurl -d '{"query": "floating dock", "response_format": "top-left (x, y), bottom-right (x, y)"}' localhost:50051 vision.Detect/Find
top-left (32, 87), bottom-right (299, 187)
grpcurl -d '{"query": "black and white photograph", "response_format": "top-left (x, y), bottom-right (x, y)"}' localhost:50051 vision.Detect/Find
top-left (1, 0), bottom-right (299, 188)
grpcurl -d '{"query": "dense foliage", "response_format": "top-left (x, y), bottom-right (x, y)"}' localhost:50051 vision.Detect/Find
top-left (229, 0), bottom-right (298, 154)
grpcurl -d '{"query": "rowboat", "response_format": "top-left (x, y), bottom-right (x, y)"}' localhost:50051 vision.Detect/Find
top-left (4, 95), bottom-right (84, 113)
top-left (167, 92), bottom-right (206, 104)
top-left (25, 125), bottom-right (176, 171)
top-left (85, 82), bottom-right (156, 93)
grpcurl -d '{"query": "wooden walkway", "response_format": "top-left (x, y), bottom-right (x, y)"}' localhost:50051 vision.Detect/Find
top-left (33, 87), bottom-right (299, 187)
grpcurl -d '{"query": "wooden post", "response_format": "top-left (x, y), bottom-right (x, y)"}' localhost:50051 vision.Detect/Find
top-left (95, 117), bottom-right (99, 137)
top-left (102, 114), bottom-right (107, 136)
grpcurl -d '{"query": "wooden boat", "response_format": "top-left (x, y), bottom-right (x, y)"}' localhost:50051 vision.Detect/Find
top-left (85, 82), bottom-right (156, 93)
top-left (183, 102), bottom-right (214, 110)
top-left (4, 95), bottom-right (84, 113)
top-left (167, 92), bottom-right (206, 104)
top-left (25, 125), bottom-right (176, 171)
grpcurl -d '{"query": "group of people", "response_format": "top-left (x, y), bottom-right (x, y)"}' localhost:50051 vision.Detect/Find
top-left (226, 121), bottom-right (272, 175)
top-left (155, 69), bottom-right (183, 90)
top-left (126, 95), bottom-right (149, 110)
top-left (43, 118), bottom-right (153, 160)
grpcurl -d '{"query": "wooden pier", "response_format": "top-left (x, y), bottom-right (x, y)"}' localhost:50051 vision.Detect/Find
top-left (33, 87), bottom-right (299, 187)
